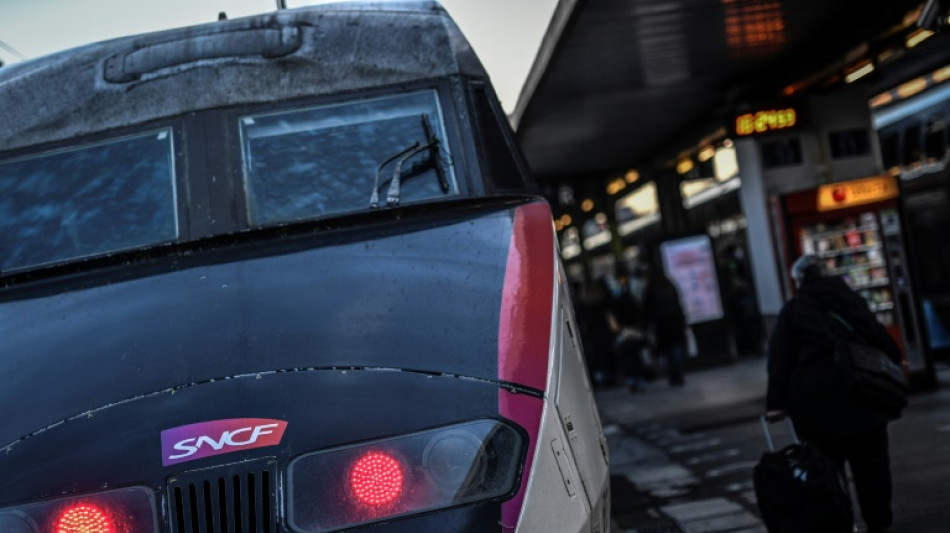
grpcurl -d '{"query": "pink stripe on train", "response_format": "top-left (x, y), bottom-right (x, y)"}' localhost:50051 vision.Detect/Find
top-left (498, 201), bottom-right (556, 530)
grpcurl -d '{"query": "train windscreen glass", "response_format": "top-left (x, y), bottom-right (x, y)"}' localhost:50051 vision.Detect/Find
top-left (239, 90), bottom-right (458, 226)
top-left (0, 130), bottom-right (178, 272)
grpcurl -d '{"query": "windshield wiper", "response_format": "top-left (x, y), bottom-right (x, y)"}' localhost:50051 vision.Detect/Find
top-left (369, 114), bottom-right (449, 208)
top-left (370, 142), bottom-right (419, 208)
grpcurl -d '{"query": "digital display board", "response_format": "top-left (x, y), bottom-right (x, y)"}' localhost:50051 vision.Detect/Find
top-left (734, 108), bottom-right (797, 136)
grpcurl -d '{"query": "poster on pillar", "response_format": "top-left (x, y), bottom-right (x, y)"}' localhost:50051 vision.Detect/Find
top-left (660, 235), bottom-right (725, 324)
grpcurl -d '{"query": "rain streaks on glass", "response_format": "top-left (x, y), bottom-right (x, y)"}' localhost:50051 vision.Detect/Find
top-left (0, 130), bottom-right (178, 272)
top-left (239, 90), bottom-right (457, 227)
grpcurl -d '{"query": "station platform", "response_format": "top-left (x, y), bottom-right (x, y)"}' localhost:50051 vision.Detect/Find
top-left (595, 356), bottom-right (950, 532)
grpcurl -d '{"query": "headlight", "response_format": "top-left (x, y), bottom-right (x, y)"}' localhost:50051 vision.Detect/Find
top-left (0, 487), bottom-right (156, 533)
top-left (288, 419), bottom-right (524, 532)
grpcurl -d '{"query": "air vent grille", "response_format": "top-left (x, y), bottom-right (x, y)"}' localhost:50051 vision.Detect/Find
top-left (167, 457), bottom-right (277, 533)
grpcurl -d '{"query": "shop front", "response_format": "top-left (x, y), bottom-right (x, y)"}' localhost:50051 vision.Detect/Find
top-left (875, 81), bottom-right (950, 364)
top-left (776, 175), bottom-right (933, 386)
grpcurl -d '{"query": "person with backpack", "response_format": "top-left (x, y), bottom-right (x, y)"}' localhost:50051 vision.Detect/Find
top-left (643, 266), bottom-right (688, 386)
top-left (765, 254), bottom-right (904, 533)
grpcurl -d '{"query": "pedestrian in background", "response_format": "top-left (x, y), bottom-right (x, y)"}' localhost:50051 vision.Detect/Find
top-left (765, 254), bottom-right (903, 533)
top-left (577, 277), bottom-right (615, 388)
top-left (644, 266), bottom-right (687, 386)
top-left (605, 267), bottom-right (650, 392)
top-left (721, 243), bottom-right (763, 357)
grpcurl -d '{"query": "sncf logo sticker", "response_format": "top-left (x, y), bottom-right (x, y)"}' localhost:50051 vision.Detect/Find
top-left (161, 418), bottom-right (288, 466)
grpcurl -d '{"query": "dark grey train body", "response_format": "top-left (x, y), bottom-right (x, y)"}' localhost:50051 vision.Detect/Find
top-left (0, 2), bottom-right (609, 532)
top-left (2, 2), bottom-right (483, 152)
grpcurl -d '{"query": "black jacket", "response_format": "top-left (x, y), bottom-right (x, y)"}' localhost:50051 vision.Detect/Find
top-left (766, 276), bottom-right (902, 439)
top-left (644, 275), bottom-right (687, 351)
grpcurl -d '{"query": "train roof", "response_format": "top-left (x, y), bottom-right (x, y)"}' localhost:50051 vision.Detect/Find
top-left (0, 1), bottom-right (486, 152)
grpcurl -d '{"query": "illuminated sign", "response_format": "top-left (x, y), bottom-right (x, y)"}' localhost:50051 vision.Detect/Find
top-left (817, 175), bottom-right (899, 212)
top-left (659, 235), bottom-right (724, 324)
top-left (161, 418), bottom-right (288, 466)
top-left (615, 182), bottom-right (660, 236)
top-left (734, 108), bottom-right (797, 136)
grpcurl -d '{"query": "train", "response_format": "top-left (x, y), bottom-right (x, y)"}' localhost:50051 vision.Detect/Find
top-left (0, 2), bottom-right (609, 532)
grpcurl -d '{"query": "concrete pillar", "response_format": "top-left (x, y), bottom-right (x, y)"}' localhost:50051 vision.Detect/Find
top-left (735, 138), bottom-right (785, 316)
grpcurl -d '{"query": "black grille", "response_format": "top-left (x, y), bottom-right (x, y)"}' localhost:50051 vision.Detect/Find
top-left (167, 457), bottom-right (278, 533)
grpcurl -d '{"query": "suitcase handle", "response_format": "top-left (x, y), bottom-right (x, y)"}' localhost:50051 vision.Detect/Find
top-left (760, 415), bottom-right (800, 452)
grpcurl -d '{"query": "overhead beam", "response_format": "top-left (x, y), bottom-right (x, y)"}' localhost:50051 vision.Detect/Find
top-left (510, 0), bottom-right (581, 131)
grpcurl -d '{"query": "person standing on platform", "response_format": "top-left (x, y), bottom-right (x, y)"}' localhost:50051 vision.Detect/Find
top-left (578, 277), bottom-right (616, 388)
top-left (644, 266), bottom-right (687, 386)
top-left (765, 254), bottom-right (903, 533)
top-left (605, 267), bottom-right (650, 392)
top-left (722, 243), bottom-right (763, 357)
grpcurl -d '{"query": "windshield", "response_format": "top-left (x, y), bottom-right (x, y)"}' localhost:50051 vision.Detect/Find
top-left (239, 90), bottom-right (458, 226)
top-left (0, 130), bottom-right (178, 273)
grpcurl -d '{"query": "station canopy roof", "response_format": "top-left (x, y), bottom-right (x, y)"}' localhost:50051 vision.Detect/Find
top-left (514, 0), bottom-right (950, 180)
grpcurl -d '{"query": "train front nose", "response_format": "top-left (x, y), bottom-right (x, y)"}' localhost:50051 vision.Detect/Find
top-left (0, 201), bottom-right (609, 532)
top-left (0, 368), bottom-right (530, 533)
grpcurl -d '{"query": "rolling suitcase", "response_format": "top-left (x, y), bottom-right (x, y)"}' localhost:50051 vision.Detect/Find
top-left (753, 416), bottom-right (853, 532)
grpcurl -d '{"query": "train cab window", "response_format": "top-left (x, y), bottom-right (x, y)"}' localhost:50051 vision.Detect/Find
top-left (239, 90), bottom-right (458, 227)
top-left (471, 86), bottom-right (527, 191)
top-left (925, 118), bottom-right (947, 164)
top-left (0, 130), bottom-right (178, 272)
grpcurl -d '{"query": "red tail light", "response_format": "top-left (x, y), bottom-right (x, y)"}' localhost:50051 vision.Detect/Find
top-left (349, 451), bottom-right (405, 506)
top-left (0, 487), bottom-right (155, 533)
top-left (288, 419), bottom-right (525, 532)
top-left (55, 504), bottom-right (114, 533)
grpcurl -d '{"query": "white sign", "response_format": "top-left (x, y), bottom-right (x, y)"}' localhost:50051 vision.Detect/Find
top-left (660, 235), bottom-right (724, 324)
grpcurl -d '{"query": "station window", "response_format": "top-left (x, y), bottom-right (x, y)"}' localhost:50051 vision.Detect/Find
top-left (0, 130), bottom-right (179, 272)
top-left (615, 182), bottom-right (661, 236)
top-left (697, 157), bottom-right (715, 180)
top-left (879, 132), bottom-right (899, 172)
top-left (901, 124), bottom-right (922, 168)
top-left (760, 137), bottom-right (802, 168)
top-left (828, 129), bottom-right (871, 159)
top-left (925, 118), bottom-right (947, 164)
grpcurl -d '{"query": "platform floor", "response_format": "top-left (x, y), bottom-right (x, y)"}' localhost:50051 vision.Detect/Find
top-left (595, 356), bottom-right (950, 532)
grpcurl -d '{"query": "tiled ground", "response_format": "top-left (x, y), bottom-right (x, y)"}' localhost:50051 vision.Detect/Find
top-left (597, 357), bottom-right (950, 532)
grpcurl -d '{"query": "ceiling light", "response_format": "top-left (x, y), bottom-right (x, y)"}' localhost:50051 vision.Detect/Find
top-left (607, 178), bottom-right (627, 195)
top-left (906, 28), bottom-right (934, 48)
top-left (933, 65), bottom-right (950, 83)
top-left (897, 77), bottom-right (928, 99)
top-left (845, 60), bottom-right (874, 83)
top-left (580, 199), bottom-right (594, 212)
top-left (676, 158), bottom-right (694, 175)
top-left (714, 146), bottom-right (739, 182)
top-left (625, 170), bottom-right (640, 183)
top-left (697, 146), bottom-right (715, 162)
top-left (869, 92), bottom-right (893, 108)
top-left (617, 182), bottom-right (658, 217)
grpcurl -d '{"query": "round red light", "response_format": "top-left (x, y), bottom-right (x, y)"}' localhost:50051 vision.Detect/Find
top-left (349, 451), bottom-right (405, 506)
top-left (55, 504), bottom-right (114, 533)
